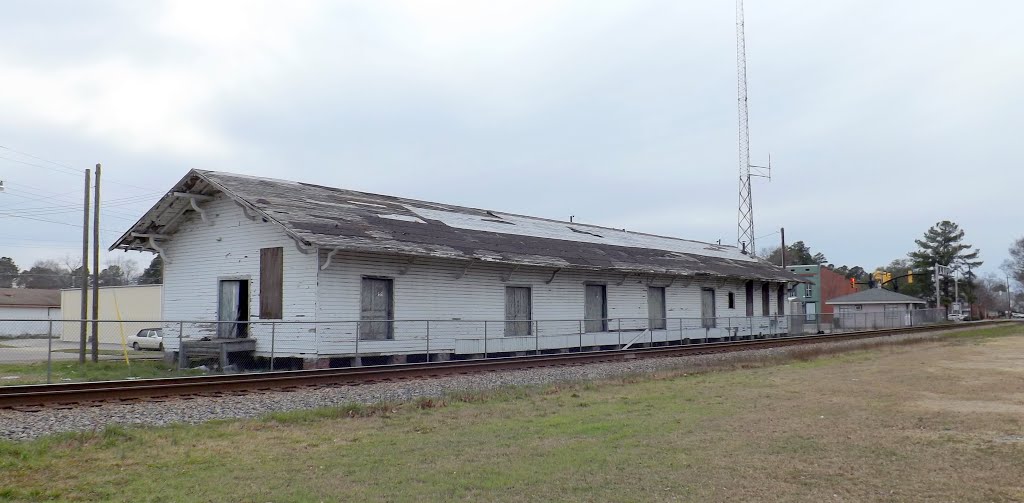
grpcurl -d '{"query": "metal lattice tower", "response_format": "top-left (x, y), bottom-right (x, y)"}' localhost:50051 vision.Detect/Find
top-left (735, 0), bottom-right (769, 255)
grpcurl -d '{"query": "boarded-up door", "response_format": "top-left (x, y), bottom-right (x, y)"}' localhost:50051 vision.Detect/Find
top-left (359, 277), bottom-right (393, 340)
top-left (218, 280), bottom-right (249, 338)
top-left (504, 287), bottom-right (532, 336)
top-left (259, 247), bottom-right (283, 319)
top-left (648, 287), bottom-right (666, 330)
top-left (701, 288), bottom-right (716, 328)
top-left (584, 284), bottom-right (607, 332)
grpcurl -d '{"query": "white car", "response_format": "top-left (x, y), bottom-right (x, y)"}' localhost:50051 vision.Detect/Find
top-left (127, 328), bottom-right (164, 351)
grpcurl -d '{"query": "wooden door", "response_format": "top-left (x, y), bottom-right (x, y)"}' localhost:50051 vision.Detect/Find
top-left (217, 280), bottom-right (249, 338)
top-left (584, 284), bottom-right (607, 332)
top-left (359, 278), bottom-right (394, 340)
top-left (648, 287), bottom-right (666, 330)
top-left (701, 288), bottom-right (716, 328)
top-left (504, 287), bottom-right (532, 336)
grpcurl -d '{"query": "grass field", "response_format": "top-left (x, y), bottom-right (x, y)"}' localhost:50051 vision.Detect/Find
top-left (0, 360), bottom-right (202, 386)
top-left (1, 324), bottom-right (1022, 501)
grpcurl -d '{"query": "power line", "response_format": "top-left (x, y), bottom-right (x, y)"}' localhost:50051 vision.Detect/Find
top-left (0, 146), bottom-right (162, 192)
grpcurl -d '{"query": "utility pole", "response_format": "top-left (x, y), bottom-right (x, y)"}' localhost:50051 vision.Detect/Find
top-left (91, 163), bottom-right (101, 363)
top-left (1008, 275), bottom-right (1013, 319)
top-left (79, 168), bottom-right (91, 363)
top-left (780, 227), bottom-right (786, 267)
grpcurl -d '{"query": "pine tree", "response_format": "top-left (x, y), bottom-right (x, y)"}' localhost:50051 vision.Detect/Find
top-left (0, 257), bottom-right (18, 288)
top-left (138, 256), bottom-right (163, 285)
top-left (908, 221), bottom-right (982, 307)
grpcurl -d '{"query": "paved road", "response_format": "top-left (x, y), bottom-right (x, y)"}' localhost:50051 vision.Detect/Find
top-left (0, 338), bottom-right (160, 364)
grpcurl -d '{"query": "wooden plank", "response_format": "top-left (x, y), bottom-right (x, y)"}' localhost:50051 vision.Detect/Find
top-left (260, 247), bottom-right (283, 319)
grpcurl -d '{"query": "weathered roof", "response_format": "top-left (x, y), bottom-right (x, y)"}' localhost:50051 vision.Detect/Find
top-left (111, 170), bottom-right (806, 283)
top-left (0, 288), bottom-right (60, 307)
top-left (826, 288), bottom-right (927, 305)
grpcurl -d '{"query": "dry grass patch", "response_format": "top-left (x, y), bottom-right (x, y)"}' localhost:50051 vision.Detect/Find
top-left (1, 325), bottom-right (1023, 502)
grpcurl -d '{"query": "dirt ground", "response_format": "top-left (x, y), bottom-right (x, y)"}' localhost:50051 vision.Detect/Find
top-left (1, 327), bottom-right (1022, 502)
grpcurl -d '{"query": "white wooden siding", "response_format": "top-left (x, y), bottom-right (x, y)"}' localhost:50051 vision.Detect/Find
top-left (158, 197), bottom-right (790, 358)
top-left (315, 251), bottom-right (790, 356)
top-left (160, 194), bottom-right (318, 355)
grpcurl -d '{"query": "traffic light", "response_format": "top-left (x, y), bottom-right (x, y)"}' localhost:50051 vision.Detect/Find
top-left (849, 278), bottom-right (856, 290)
top-left (907, 271), bottom-right (913, 284)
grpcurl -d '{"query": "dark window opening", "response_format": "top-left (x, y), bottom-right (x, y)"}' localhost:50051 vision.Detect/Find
top-left (648, 287), bottom-right (666, 330)
top-left (360, 277), bottom-right (394, 340)
top-left (761, 282), bottom-right (770, 315)
top-left (727, 292), bottom-right (736, 309)
top-left (218, 279), bottom-right (249, 338)
top-left (259, 247), bottom-right (283, 319)
top-left (505, 286), bottom-right (532, 336)
top-left (584, 284), bottom-right (608, 332)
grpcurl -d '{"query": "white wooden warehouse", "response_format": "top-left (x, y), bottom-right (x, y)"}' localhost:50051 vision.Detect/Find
top-left (111, 170), bottom-right (805, 365)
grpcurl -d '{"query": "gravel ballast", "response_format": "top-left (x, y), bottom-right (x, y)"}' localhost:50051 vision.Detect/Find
top-left (0, 330), bottom-right (967, 440)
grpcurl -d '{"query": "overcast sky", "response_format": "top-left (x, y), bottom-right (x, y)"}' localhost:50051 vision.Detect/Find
top-left (1, 0), bottom-right (1021, 279)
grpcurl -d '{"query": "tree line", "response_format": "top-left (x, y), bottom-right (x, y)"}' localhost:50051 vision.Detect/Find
top-left (761, 220), bottom-right (1024, 314)
top-left (0, 255), bottom-right (162, 289)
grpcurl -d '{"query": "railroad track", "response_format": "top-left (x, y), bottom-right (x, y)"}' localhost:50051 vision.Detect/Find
top-left (0, 321), bottom-right (1011, 409)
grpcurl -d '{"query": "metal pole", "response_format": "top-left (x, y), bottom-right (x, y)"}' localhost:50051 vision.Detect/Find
top-left (578, 319), bottom-right (582, 351)
top-left (46, 320), bottom-right (53, 384)
top-left (355, 321), bottom-right (359, 360)
top-left (425, 320), bottom-right (430, 361)
top-left (617, 318), bottom-right (621, 348)
top-left (270, 322), bottom-right (276, 371)
top-left (176, 321), bottom-right (183, 369)
top-left (780, 227), bottom-right (786, 267)
top-left (679, 318), bottom-right (683, 345)
top-left (535, 320), bottom-right (539, 355)
top-left (1008, 275), bottom-right (1013, 318)
top-left (79, 167), bottom-right (91, 363)
top-left (90, 163), bottom-right (101, 363)
top-left (483, 321), bottom-right (488, 359)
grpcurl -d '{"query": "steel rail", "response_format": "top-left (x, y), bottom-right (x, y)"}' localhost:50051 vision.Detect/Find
top-left (0, 321), bottom-right (1011, 409)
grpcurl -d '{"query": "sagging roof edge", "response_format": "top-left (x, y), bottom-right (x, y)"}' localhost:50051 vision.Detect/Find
top-left (109, 169), bottom-right (314, 253)
top-left (110, 170), bottom-right (808, 284)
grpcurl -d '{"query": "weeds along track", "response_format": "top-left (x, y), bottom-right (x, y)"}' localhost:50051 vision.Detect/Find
top-left (0, 321), bottom-right (1011, 409)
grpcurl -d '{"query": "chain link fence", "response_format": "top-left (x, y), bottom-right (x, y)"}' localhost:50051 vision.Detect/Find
top-left (0, 308), bottom-right (952, 385)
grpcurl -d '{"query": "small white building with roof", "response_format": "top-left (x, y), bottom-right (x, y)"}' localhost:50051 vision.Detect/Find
top-left (826, 288), bottom-right (928, 330)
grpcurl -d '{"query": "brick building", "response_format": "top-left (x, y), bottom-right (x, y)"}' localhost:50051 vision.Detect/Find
top-left (785, 264), bottom-right (858, 317)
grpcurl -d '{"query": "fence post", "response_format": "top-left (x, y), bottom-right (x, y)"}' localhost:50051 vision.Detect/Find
top-left (355, 321), bottom-right (359, 363)
top-left (617, 318), bottom-right (621, 348)
top-left (270, 322), bottom-right (276, 371)
top-left (535, 320), bottom-right (540, 355)
top-left (483, 320), bottom-right (488, 359)
top-left (46, 320), bottom-right (53, 384)
top-left (679, 318), bottom-right (683, 346)
top-left (177, 321), bottom-right (184, 370)
top-left (749, 316), bottom-right (754, 340)
top-left (578, 320), bottom-right (583, 351)
top-left (425, 320), bottom-right (430, 362)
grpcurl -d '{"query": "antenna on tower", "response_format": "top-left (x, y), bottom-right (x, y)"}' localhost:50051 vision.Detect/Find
top-left (735, 0), bottom-right (771, 256)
